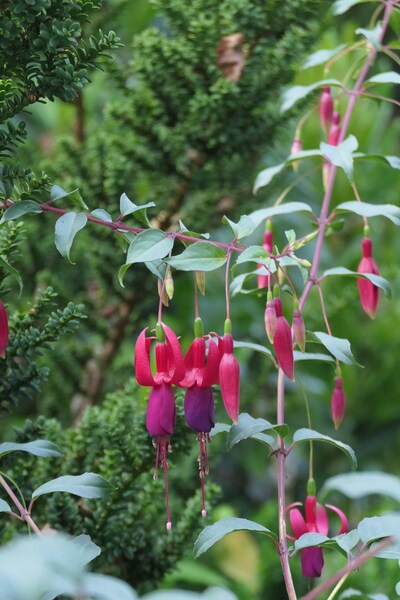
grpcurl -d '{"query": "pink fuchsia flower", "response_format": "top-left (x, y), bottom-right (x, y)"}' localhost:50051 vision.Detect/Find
top-left (0, 301), bottom-right (9, 358)
top-left (219, 320), bottom-right (240, 423)
top-left (273, 298), bottom-right (294, 381)
top-left (292, 305), bottom-right (306, 353)
top-left (288, 495), bottom-right (348, 578)
top-left (134, 322), bottom-right (185, 530)
top-left (257, 228), bottom-right (273, 289)
top-left (319, 87), bottom-right (334, 131)
top-left (331, 376), bottom-right (346, 430)
top-left (357, 237), bottom-right (380, 319)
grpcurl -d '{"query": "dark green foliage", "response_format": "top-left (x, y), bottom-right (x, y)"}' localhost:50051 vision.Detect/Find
top-left (3, 381), bottom-right (220, 590)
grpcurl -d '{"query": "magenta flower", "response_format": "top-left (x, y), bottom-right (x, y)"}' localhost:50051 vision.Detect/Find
top-left (273, 298), bottom-right (294, 381)
top-left (328, 111), bottom-right (341, 146)
top-left (0, 301), bottom-right (8, 359)
top-left (292, 309), bottom-right (306, 353)
top-left (134, 322), bottom-right (185, 530)
top-left (264, 292), bottom-right (277, 344)
top-left (331, 376), bottom-right (346, 430)
top-left (288, 495), bottom-right (348, 578)
top-left (357, 237), bottom-right (380, 319)
top-left (319, 87), bottom-right (334, 130)
top-left (219, 329), bottom-right (240, 424)
top-left (257, 229), bottom-right (273, 289)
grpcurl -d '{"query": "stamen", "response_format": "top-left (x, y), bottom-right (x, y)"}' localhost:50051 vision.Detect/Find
top-left (198, 433), bottom-right (207, 518)
top-left (162, 437), bottom-right (172, 530)
top-left (153, 438), bottom-right (160, 480)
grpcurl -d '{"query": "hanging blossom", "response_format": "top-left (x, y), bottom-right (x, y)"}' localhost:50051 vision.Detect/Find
top-left (180, 318), bottom-right (221, 518)
top-left (273, 297), bottom-right (294, 381)
top-left (287, 494), bottom-right (348, 578)
top-left (134, 322), bottom-right (185, 530)
top-left (218, 319), bottom-right (240, 424)
top-left (357, 236), bottom-right (380, 319)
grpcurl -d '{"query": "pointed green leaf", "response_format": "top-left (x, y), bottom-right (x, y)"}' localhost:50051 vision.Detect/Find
top-left (72, 534), bottom-right (101, 565)
top-left (332, 0), bottom-right (375, 15)
top-left (285, 230), bottom-right (296, 245)
top-left (120, 193), bottom-right (155, 226)
top-left (32, 473), bottom-right (114, 500)
top-left (356, 24), bottom-right (382, 50)
top-left (126, 230), bottom-right (173, 264)
top-left (194, 517), bottom-right (276, 558)
top-left (236, 245), bottom-right (271, 266)
top-left (0, 440), bottom-right (62, 459)
top-left (358, 515), bottom-right (400, 544)
top-left (55, 212), bottom-right (87, 263)
top-left (118, 263), bottom-right (132, 288)
top-left (336, 201), bottom-right (400, 225)
top-left (294, 532), bottom-right (330, 550)
top-left (281, 79), bottom-right (343, 113)
top-left (178, 220), bottom-right (210, 239)
top-left (248, 202), bottom-right (313, 227)
top-left (210, 423), bottom-right (231, 437)
top-left (321, 135), bottom-right (358, 183)
top-left (51, 185), bottom-right (88, 210)
top-left (82, 573), bottom-right (138, 600)
top-left (91, 209), bottom-right (113, 223)
top-left (233, 341), bottom-right (273, 358)
top-left (366, 71), bottom-right (400, 86)
top-left (293, 428), bottom-right (357, 468)
top-left (293, 351), bottom-right (334, 363)
top-left (354, 153), bottom-right (400, 170)
top-left (0, 256), bottom-right (23, 295)
top-left (335, 530), bottom-right (360, 553)
top-left (166, 243), bottom-right (227, 272)
top-left (253, 162), bottom-right (286, 194)
top-left (0, 200), bottom-right (42, 224)
top-left (227, 413), bottom-right (285, 450)
top-left (322, 472), bottom-right (400, 502)
top-left (222, 215), bottom-right (257, 240)
top-left (302, 45), bottom-right (347, 69)
top-left (0, 499), bottom-right (11, 513)
top-left (312, 331), bottom-right (362, 367)
top-left (323, 267), bottom-right (391, 298)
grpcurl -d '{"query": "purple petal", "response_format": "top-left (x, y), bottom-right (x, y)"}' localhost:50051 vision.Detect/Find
top-left (301, 546), bottom-right (324, 578)
top-left (146, 383), bottom-right (176, 437)
top-left (184, 385), bottom-right (215, 433)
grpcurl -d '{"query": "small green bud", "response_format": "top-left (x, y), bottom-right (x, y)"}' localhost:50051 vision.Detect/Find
top-left (273, 284), bottom-right (280, 299)
top-left (307, 478), bottom-right (316, 496)
top-left (156, 322), bottom-right (165, 343)
top-left (194, 317), bottom-right (203, 338)
top-left (224, 318), bottom-right (232, 334)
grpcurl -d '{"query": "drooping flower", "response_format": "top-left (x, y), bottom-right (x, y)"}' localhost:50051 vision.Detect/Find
top-left (273, 298), bottom-right (294, 381)
top-left (264, 290), bottom-right (277, 344)
top-left (0, 301), bottom-right (9, 358)
top-left (288, 495), bottom-right (348, 578)
top-left (219, 320), bottom-right (240, 423)
top-left (134, 322), bottom-right (185, 530)
top-left (331, 376), bottom-right (346, 430)
top-left (180, 320), bottom-right (221, 517)
top-left (257, 228), bottom-right (273, 289)
top-left (292, 306), bottom-right (306, 353)
top-left (319, 87), bottom-right (334, 131)
top-left (357, 237), bottom-right (380, 319)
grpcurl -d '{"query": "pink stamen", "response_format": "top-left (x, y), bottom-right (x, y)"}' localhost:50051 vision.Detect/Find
top-left (198, 433), bottom-right (207, 518)
top-left (161, 438), bottom-right (172, 530)
top-left (153, 438), bottom-right (160, 480)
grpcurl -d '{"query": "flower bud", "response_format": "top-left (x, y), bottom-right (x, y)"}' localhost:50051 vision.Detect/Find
top-left (273, 299), bottom-right (294, 381)
top-left (319, 87), bottom-right (334, 131)
top-left (290, 136), bottom-right (302, 172)
top-left (327, 112), bottom-right (341, 146)
top-left (165, 268), bottom-right (174, 300)
top-left (219, 331), bottom-right (240, 423)
top-left (331, 376), bottom-right (346, 430)
top-left (0, 301), bottom-right (9, 359)
top-left (292, 309), bottom-right (306, 353)
top-left (264, 292), bottom-right (277, 344)
top-left (257, 229), bottom-right (273, 289)
top-left (196, 271), bottom-right (206, 295)
top-left (357, 237), bottom-right (380, 319)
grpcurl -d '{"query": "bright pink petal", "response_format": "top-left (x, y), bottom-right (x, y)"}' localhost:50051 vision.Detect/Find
top-left (289, 508), bottom-right (307, 539)
top-left (315, 503), bottom-right (329, 536)
top-left (163, 323), bottom-right (185, 384)
top-left (305, 496), bottom-right (317, 532)
top-left (180, 341), bottom-right (196, 388)
top-left (219, 336), bottom-right (240, 423)
top-left (326, 504), bottom-right (348, 535)
top-left (134, 328), bottom-right (155, 386)
top-left (273, 316), bottom-right (294, 381)
top-left (357, 238), bottom-right (380, 319)
top-left (201, 338), bottom-right (221, 386)
top-left (0, 301), bottom-right (9, 358)
top-left (331, 377), bottom-right (346, 430)
top-left (301, 546), bottom-right (324, 578)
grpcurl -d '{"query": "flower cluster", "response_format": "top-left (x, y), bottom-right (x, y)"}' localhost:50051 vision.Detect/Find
top-left (134, 318), bottom-right (240, 528)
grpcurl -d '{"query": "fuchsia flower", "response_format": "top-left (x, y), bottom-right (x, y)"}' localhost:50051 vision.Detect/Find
top-left (357, 237), bottom-right (380, 319)
top-left (264, 291), bottom-right (277, 344)
top-left (257, 229), bottom-right (273, 289)
top-left (180, 321), bottom-right (221, 517)
top-left (319, 87), bottom-right (334, 130)
top-left (328, 111), bottom-right (341, 146)
top-left (331, 376), bottom-right (346, 430)
top-left (219, 322), bottom-right (240, 423)
top-left (273, 298), bottom-right (294, 381)
top-left (292, 308), bottom-right (306, 353)
top-left (288, 495), bottom-right (348, 578)
top-left (134, 322), bottom-right (185, 530)
top-left (0, 301), bottom-right (9, 358)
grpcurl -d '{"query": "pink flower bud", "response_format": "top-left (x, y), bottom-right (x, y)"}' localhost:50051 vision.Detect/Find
top-left (264, 298), bottom-right (277, 344)
top-left (357, 237), bottom-right (380, 319)
top-left (0, 301), bottom-right (9, 358)
top-left (290, 136), bottom-right (302, 172)
top-left (219, 333), bottom-right (240, 423)
top-left (331, 377), bottom-right (346, 430)
top-left (327, 111), bottom-right (341, 146)
top-left (257, 229), bottom-right (273, 289)
top-left (273, 299), bottom-right (294, 381)
top-left (319, 87), bottom-right (334, 130)
top-left (292, 309), bottom-right (306, 353)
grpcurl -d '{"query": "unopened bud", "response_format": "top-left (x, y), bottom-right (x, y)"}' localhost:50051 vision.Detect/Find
top-left (328, 112), bottom-right (341, 146)
top-left (165, 268), bottom-right (174, 300)
top-left (290, 135), bottom-right (302, 172)
top-left (319, 87), bottom-right (334, 131)
top-left (264, 294), bottom-right (277, 344)
top-left (292, 309), bottom-right (306, 353)
top-left (196, 271), bottom-right (206, 295)
top-left (331, 376), bottom-right (346, 430)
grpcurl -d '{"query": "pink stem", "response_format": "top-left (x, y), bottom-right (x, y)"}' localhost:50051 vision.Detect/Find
top-left (0, 474), bottom-right (42, 536)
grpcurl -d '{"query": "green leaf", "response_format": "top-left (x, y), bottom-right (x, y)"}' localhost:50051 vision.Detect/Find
top-left (285, 230), bottom-right (296, 245)
top-left (320, 135), bottom-right (358, 183)
top-left (248, 202), bottom-right (313, 227)
top-left (356, 24), bottom-right (382, 50)
top-left (366, 71), bottom-right (400, 86)
top-left (336, 201), bottom-right (400, 225)
top-left (339, 589), bottom-right (388, 599)
top-left (0, 256), bottom-right (23, 295)
top-left (72, 534), bottom-right (101, 565)
top-left (302, 45), bottom-right (347, 69)
top-left (51, 185), bottom-right (88, 210)
top-left (293, 428), bottom-right (357, 469)
top-left (126, 230), bottom-right (174, 264)
top-left (358, 515), bottom-right (400, 544)
top-left (236, 245), bottom-right (271, 266)
top-left (323, 267), bottom-right (391, 298)
top-left (0, 200), bottom-right (42, 224)
top-left (294, 532), bottom-right (330, 550)
top-left (91, 209), bottom-right (113, 223)
top-left (354, 153), bottom-right (400, 170)
top-left (55, 212), bottom-right (88, 263)
top-left (32, 472), bottom-right (114, 500)
top-left (311, 331), bottom-right (362, 367)
top-left (253, 163), bottom-right (286, 194)
top-left (233, 340), bottom-right (273, 358)
top-left (332, 0), bottom-right (375, 15)
top-left (119, 192), bottom-right (155, 226)
top-left (222, 215), bottom-right (257, 239)
top-left (0, 440), bottom-right (62, 459)
top-left (293, 351), bottom-right (334, 363)
top-left (178, 220), bottom-right (210, 240)
top-left (322, 472), bottom-right (400, 502)
top-left (0, 499), bottom-right (11, 513)
top-left (82, 573), bottom-right (139, 600)
top-left (335, 530), bottom-right (360, 553)
top-left (166, 243), bottom-right (227, 272)
top-left (193, 517), bottom-right (276, 558)
top-left (226, 413), bottom-right (284, 450)
top-left (281, 79), bottom-right (343, 113)
top-left (210, 423), bottom-right (231, 437)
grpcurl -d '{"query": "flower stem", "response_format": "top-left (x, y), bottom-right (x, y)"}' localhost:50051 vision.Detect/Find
top-left (0, 474), bottom-right (42, 536)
